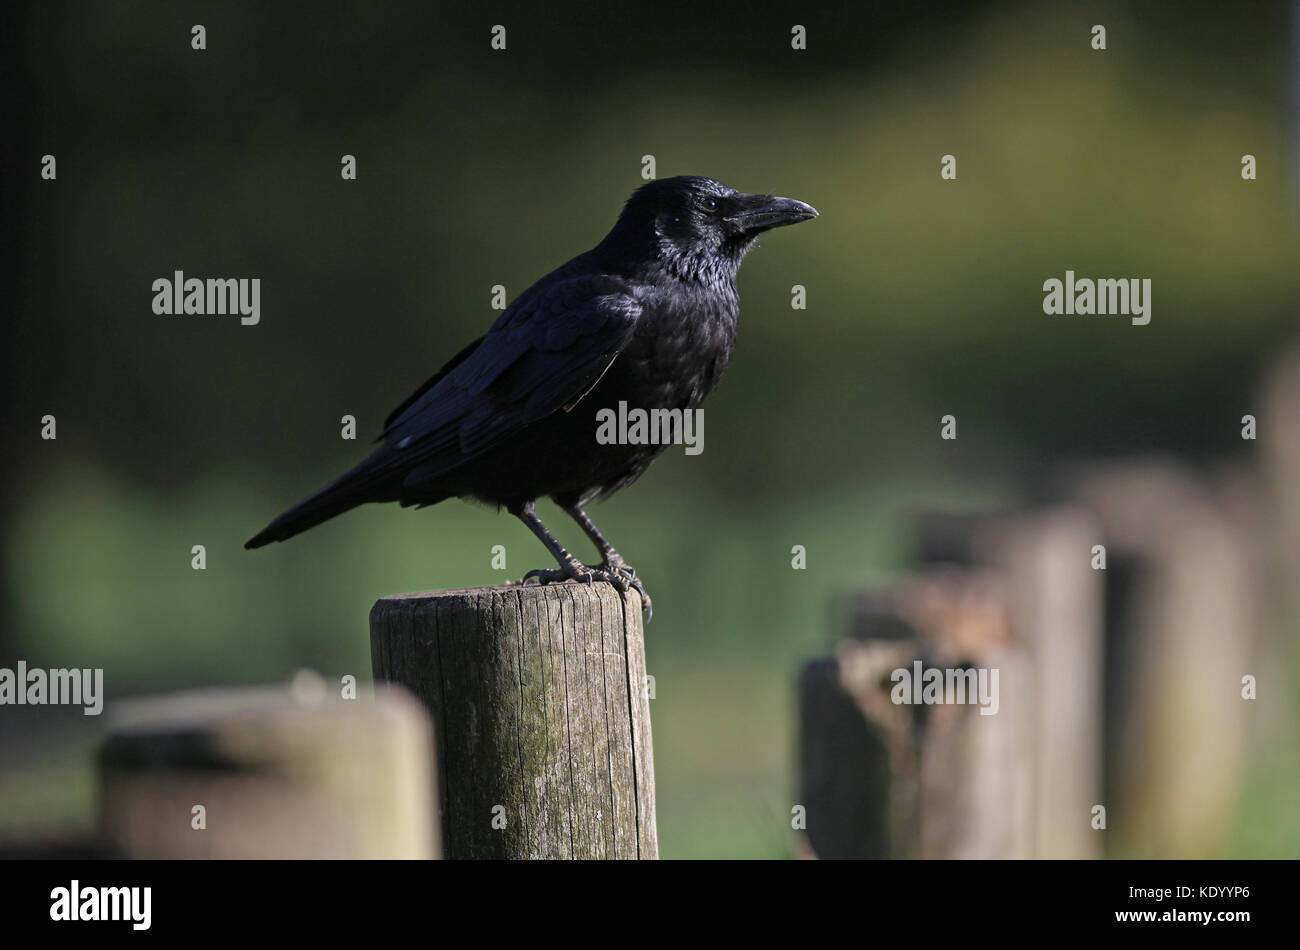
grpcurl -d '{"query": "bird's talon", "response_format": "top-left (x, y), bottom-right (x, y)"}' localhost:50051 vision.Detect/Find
top-left (632, 583), bottom-right (653, 622)
top-left (519, 559), bottom-right (645, 614)
top-left (520, 567), bottom-right (571, 586)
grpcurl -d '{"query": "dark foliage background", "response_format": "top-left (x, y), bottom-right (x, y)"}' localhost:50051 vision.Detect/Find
top-left (2, 0), bottom-right (1297, 857)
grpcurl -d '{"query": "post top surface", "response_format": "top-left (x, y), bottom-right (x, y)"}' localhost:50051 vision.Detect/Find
top-left (374, 581), bottom-right (626, 601)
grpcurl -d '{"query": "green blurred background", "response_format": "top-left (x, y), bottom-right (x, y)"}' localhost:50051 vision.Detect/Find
top-left (2, 0), bottom-right (1298, 858)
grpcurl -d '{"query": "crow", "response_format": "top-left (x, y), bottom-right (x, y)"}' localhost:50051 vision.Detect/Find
top-left (246, 176), bottom-right (817, 618)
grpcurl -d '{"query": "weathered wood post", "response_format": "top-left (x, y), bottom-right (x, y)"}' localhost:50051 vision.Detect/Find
top-left (99, 678), bottom-right (437, 859)
top-left (981, 506), bottom-right (1103, 860)
top-left (799, 576), bottom-right (1027, 859)
top-left (797, 597), bottom-right (922, 859)
top-left (370, 583), bottom-right (657, 859)
top-left (1071, 462), bottom-right (1254, 858)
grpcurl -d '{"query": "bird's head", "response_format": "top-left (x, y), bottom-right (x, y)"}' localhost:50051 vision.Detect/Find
top-left (598, 176), bottom-right (818, 279)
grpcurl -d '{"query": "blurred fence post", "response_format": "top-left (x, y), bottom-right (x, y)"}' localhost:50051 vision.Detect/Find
top-left (1072, 463), bottom-right (1255, 857)
top-left (1256, 352), bottom-right (1300, 805)
top-left (370, 583), bottom-right (657, 859)
top-left (799, 570), bottom-right (1036, 858)
top-left (799, 503), bottom-right (1109, 859)
top-left (797, 602), bottom-right (919, 859)
top-left (1262, 350), bottom-right (1300, 618)
top-left (99, 679), bottom-right (437, 859)
top-left (980, 507), bottom-right (1104, 859)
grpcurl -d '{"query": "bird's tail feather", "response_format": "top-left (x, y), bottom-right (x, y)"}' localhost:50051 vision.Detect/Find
top-left (245, 456), bottom-right (396, 549)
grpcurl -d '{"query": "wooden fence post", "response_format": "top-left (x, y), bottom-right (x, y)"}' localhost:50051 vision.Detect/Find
top-left (799, 563), bottom-right (1044, 859)
top-left (1071, 463), bottom-right (1255, 857)
top-left (99, 679), bottom-right (437, 859)
top-left (973, 508), bottom-right (1103, 858)
top-left (370, 583), bottom-right (657, 859)
top-left (797, 597), bottom-right (923, 859)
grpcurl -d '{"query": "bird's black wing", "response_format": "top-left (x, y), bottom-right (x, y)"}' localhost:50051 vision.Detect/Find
top-left (379, 273), bottom-right (641, 486)
top-left (381, 335), bottom-right (485, 433)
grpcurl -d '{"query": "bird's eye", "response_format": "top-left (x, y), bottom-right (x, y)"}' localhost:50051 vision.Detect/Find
top-left (703, 197), bottom-right (718, 212)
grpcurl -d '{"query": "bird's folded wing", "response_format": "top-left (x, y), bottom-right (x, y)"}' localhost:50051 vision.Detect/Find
top-left (378, 274), bottom-right (641, 483)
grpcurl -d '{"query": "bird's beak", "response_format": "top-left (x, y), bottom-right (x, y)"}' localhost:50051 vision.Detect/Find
top-left (726, 194), bottom-right (819, 233)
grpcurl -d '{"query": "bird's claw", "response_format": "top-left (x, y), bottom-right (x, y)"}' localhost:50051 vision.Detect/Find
top-left (522, 561), bottom-right (626, 590)
top-left (520, 567), bottom-right (583, 586)
top-left (599, 562), bottom-right (653, 622)
top-left (518, 560), bottom-right (653, 622)
top-left (632, 580), bottom-right (653, 623)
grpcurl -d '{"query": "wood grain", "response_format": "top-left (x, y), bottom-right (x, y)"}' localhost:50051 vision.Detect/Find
top-left (370, 582), bottom-right (657, 859)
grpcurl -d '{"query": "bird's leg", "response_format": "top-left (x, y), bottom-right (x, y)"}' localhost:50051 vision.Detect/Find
top-left (563, 504), bottom-right (652, 619)
top-left (509, 501), bottom-right (593, 582)
top-left (507, 500), bottom-right (633, 591)
top-left (563, 504), bottom-right (632, 573)
top-left (507, 502), bottom-right (652, 619)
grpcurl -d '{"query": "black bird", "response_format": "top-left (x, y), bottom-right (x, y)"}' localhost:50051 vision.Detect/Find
top-left (246, 176), bottom-right (817, 617)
